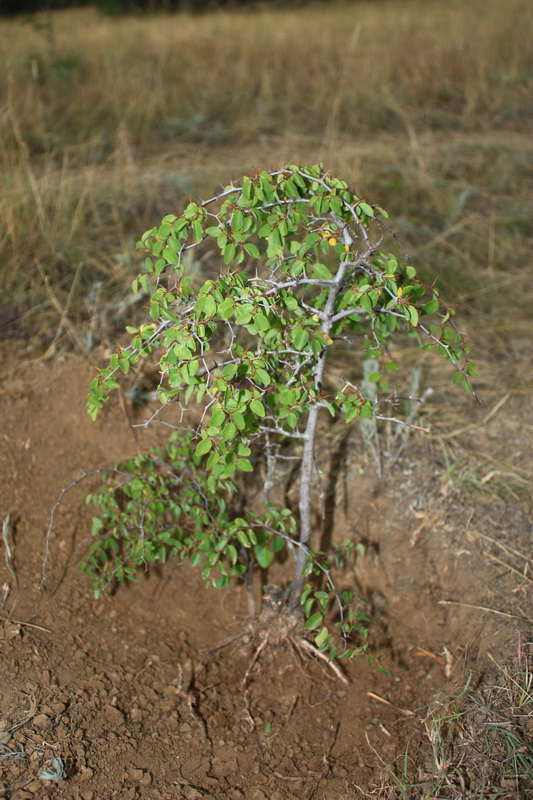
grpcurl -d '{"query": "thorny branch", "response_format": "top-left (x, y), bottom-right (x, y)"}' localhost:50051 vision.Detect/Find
top-left (82, 163), bottom-right (476, 664)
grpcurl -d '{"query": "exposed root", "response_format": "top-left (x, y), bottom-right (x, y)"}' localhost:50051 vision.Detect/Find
top-left (240, 636), bottom-right (269, 689)
top-left (201, 602), bottom-right (349, 687)
top-left (299, 638), bottom-right (349, 685)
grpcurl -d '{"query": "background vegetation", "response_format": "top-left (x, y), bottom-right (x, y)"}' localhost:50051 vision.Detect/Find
top-left (1, 0), bottom-right (531, 353)
top-left (0, 0), bottom-right (316, 17)
top-left (1, 0), bottom-right (531, 358)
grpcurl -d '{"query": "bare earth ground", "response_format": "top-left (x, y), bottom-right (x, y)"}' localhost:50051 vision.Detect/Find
top-left (0, 320), bottom-right (532, 799)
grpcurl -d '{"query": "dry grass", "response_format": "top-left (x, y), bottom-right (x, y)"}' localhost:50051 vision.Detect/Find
top-left (2, 0), bottom-right (531, 144)
top-left (365, 643), bottom-right (533, 799)
top-left (0, 0), bottom-right (532, 344)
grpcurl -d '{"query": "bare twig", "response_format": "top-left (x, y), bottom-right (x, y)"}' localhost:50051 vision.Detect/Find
top-left (367, 691), bottom-right (416, 717)
top-left (0, 615), bottom-right (52, 633)
top-left (438, 600), bottom-right (532, 625)
top-left (5, 695), bottom-right (38, 734)
top-left (299, 639), bottom-right (349, 684)
top-left (484, 552), bottom-right (533, 584)
top-left (41, 467), bottom-right (133, 588)
top-left (481, 533), bottom-right (532, 565)
top-left (2, 515), bottom-right (17, 587)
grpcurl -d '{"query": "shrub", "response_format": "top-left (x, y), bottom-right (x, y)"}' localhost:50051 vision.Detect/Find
top-left (84, 163), bottom-right (474, 665)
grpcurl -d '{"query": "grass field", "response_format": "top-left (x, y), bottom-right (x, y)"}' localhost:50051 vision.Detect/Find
top-left (0, 0), bottom-right (531, 346)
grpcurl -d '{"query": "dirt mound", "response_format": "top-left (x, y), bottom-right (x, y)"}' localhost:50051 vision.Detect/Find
top-left (0, 341), bottom-right (531, 799)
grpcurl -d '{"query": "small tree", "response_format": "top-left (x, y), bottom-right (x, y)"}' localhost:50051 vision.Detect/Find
top-left (85, 164), bottom-right (474, 668)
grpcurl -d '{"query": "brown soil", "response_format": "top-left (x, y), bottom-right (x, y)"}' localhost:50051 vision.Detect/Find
top-left (0, 338), bottom-right (531, 800)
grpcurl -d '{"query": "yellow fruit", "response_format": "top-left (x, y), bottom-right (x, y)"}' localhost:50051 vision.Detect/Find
top-left (328, 237), bottom-right (337, 246)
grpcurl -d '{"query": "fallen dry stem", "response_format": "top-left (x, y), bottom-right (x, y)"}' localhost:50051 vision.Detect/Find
top-left (1, 516), bottom-right (16, 587)
top-left (481, 532), bottom-right (532, 565)
top-left (438, 600), bottom-right (532, 625)
top-left (367, 691), bottom-right (416, 717)
top-left (0, 615), bottom-right (53, 633)
top-left (4, 695), bottom-right (38, 735)
top-left (484, 551), bottom-right (532, 584)
top-left (433, 391), bottom-right (511, 440)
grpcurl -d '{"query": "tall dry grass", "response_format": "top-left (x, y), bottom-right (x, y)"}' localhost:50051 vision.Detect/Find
top-left (2, 0), bottom-right (531, 144)
top-left (0, 0), bottom-right (531, 343)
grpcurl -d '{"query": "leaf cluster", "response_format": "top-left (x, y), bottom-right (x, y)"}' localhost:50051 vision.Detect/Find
top-left (89, 164), bottom-right (474, 439)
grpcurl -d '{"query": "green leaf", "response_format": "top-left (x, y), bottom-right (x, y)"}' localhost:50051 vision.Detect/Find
top-left (210, 406), bottom-right (226, 427)
top-left (254, 312), bottom-right (270, 331)
top-left (222, 363), bottom-right (238, 380)
top-left (236, 529), bottom-right (251, 548)
top-left (194, 296), bottom-right (206, 313)
top-left (244, 243), bottom-right (260, 259)
top-left (218, 298), bottom-right (235, 320)
top-left (206, 451), bottom-right (220, 470)
top-left (423, 298), bottom-right (440, 315)
top-left (227, 544), bottom-right (238, 565)
top-left (203, 295), bottom-right (216, 317)
top-left (194, 438), bottom-right (213, 458)
top-left (254, 543), bottom-right (273, 568)
top-left (304, 596), bottom-right (314, 617)
top-left (358, 201), bottom-right (373, 217)
top-left (233, 412), bottom-right (246, 430)
top-left (222, 422), bottom-right (237, 442)
top-left (249, 398), bottom-right (265, 417)
top-left (255, 368), bottom-right (271, 386)
top-left (223, 243), bottom-right (237, 265)
top-left (360, 401), bottom-right (373, 419)
top-left (157, 388), bottom-right (169, 404)
top-left (291, 325), bottom-right (309, 350)
top-left (237, 458), bottom-right (254, 473)
top-left (360, 294), bottom-right (372, 314)
top-left (232, 209), bottom-right (244, 232)
top-left (192, 220), bottom-right (203, 243)
top-left (315, 626), bottom-right (330, 649)
top-left (406, 305), bottom-right (419, 326)
top-left (311, 263), bottom-right (332, 280)
top-left (304, 613), bottom-right (324, 630)
top-left (235, 305), bottom-right (252, 325)
top-left (283, 295), bottom-right (299, 310)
